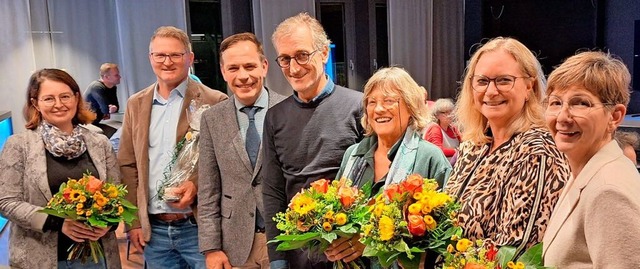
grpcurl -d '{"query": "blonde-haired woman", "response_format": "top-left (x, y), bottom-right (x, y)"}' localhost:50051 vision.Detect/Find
top-left (445, 37), bottom-right (570, 255)
top-left (542, 51), bottom-right (640, 268)
top-left (325, 67), bottom-right (451, 268)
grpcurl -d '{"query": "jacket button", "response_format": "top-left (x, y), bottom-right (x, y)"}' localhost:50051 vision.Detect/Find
top-left (249, 212), bottom-right (255, 217)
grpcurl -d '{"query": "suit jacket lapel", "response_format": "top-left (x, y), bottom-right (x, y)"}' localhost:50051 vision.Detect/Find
top-left (83, 129), bottom-right (107, 181)
top-left (226, 97), bottom-right (254, 174)
top-left (32, 136), bottom-right (52, 201)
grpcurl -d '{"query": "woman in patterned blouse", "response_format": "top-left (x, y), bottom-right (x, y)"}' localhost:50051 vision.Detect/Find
top-left (445, 37), bottom-right (570, 257)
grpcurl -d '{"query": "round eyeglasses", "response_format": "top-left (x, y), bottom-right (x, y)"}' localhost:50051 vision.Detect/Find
top-left (275, 50), bottom-right (319, 68)
top-left (471, 75), bottom-right (531, 92)
top-left (150, 52), bottom-right (186, 63)
top-left (366, 97), bottom-right (399, 110)
top-left (36, 93), bottom-right (76, 107)
top-left (544, 95), bottom-right (613, 117)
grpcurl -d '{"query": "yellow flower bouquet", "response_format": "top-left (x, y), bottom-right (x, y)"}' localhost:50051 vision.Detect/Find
top-left (442, 237), bottom-right (550, 269)
top-left (359, 174), bottom-right (461, 268)
top-left (269, 178), bottom-right (372, 269)
top-left (39, 172), bottom-right (138, 263)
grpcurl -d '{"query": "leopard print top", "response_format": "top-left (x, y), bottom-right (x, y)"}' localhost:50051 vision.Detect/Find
top-left (445, 127), bottom-right (569, 252)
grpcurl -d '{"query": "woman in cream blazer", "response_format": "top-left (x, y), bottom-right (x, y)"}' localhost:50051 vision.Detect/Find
top-left (542, 51), bottom-right (640, 268)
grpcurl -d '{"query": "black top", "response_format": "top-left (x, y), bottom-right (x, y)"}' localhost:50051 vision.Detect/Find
top-left (261, 85), bottom-right (364, 262)
top-left (44, 150), bottom-right (98, 261)
top-left (85, 80), bottom-right (119, 124)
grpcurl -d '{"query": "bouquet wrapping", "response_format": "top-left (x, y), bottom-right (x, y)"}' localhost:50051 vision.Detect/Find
top-left (359, 174), bottom-right (461, 268)
top-left (159, 99), bottom-right (210, 201)
top-left (269, 178), bottom-right (372, 269)
top-left (442, 237), bottom-right (550, 269)
top-left (39, 173), bottom-right (138, 263)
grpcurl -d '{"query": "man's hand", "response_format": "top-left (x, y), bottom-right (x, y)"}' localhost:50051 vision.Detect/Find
top-left (205, 250), bottom-right (232, 269)
top-left (108, 104), bottom-right (118, 113)
top-left (324, 234), bottom-right (364, 263)
top-left (167, 180), bottom-right (197, 209)
top-left (103, 113), bottom-right (111, 120)
top-left (127, 228), bottom-right (146, 253)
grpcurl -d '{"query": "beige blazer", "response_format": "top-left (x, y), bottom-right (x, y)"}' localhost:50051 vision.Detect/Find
top-left (0, 127), bottom-right (121, 269)
top-left (197, 91), bottom-right (286, 265)
top-left (118, 78), bottom-right (227, 241)
top-left (543, 140), bottom-right (640, 268)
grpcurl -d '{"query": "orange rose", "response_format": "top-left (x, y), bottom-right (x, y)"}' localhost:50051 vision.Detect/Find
top-left (384, 184), bottom-right (403, 202)
top-left (310, 179), bottom-right (329, 193)
top-left (401, 174), bottom-right (423, 194)
top-left (463, 262), bottom-right (488, 269)
top-left (338, 186), bottom-right (356, 208)
top-left (85, 176), bottom-right (104, 194)
top-left (407, 214), bottom-right (426, 237)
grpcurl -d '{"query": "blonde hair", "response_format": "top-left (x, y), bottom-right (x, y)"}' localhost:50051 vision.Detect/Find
top-left (149, 26), bottom-right (191, 53)
top-left (272, 12), bottom-right (331, 51)
top-left (99, 63), bottom-right (118, 77)
top-left (456, 37), bottom-right (546, 145)
top-left (547, 51), bottom-right (630, 106)
top-left (361, 67), bottom-right (428, 136)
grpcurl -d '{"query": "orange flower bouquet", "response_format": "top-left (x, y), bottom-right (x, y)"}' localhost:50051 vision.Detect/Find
top-left (358, 174), bottom-right (461, 268)
top-left (442, 237), bottom-right (550, 269)
top-left (39, 172), bottom-right (138, 263)
top-left (269, 178), bottom-right (372, 269)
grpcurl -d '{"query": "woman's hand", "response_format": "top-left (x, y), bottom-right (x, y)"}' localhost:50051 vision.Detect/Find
top-left (61, 219), bottom-right (111, 242)
top-left (324, 234), bottom-right (365, 263)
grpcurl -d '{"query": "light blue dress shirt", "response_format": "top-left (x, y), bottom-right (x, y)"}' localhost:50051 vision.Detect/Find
top-left (147, 79), bottom-right (191, 214)
top-left (234, 87), bottom-right (269, 141)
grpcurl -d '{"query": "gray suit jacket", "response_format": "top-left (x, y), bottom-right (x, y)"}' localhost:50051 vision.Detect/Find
top-left (197, 90), bottom-right (286, 265)
top-left (0, 127), bottom-right (121, 269)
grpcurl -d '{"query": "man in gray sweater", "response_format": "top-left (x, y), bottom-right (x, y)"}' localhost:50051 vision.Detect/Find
top-left (262, 12), bottom-right (364, 269)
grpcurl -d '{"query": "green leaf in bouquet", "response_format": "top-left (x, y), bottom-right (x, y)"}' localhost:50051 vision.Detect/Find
top-left (321, 232), bottom-right (338, 243)
top-left (38, 208), bottom-right (69, 219)
top-left (120, 198), bottom-right (137, 209)
top-left (120, 208), bottom-right (137, 225)
top-left (335, 223), bottom-right (357, 234)
top-left (271, 232), bottom-right (322, 251)
top-left (497, 245), bottom-right (517, 267)
top-left (398, 253), bottom-right (422, 269)
top-left (87, 215), bottom-right (108, 228)
top-left (360, 181), bottom-right (373, 198)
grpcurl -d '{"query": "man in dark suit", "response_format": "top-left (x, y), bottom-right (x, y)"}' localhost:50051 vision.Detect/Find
top-left (198, 32), bottom-right (286, 269)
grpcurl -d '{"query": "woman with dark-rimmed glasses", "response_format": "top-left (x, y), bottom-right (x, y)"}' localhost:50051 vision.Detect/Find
top-left (445, 37), bottom-right (570, 258)
top-left (542, 51), bottom-right (640, 268)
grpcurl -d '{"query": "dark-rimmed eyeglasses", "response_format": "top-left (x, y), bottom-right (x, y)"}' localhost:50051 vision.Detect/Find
top-left (36, 93), bottom-right (76, 107)
top-left (544, 95), bottom-right (613, 117)
top-left (275, 50), bottom-right (319, 68)
top-left (150, 52), bottom-right (186, 63)
top-left (471, 75), bottom-right (531, 93)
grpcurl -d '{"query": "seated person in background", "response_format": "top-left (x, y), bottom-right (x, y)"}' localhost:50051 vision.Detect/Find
top-left (615, 130), bottom-right (640, 166)
top-left (85, 63), bottom-right (120, 137)
top-left (424, 98), bottom-right (462, 160)
top-left (85, 63), bottom-right (120, 122)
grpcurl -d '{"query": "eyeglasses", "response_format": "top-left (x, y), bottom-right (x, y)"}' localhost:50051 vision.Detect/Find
top-left (275, 50), bottom-right (319, 68)
top-left (150, 52), bottom-right (186, 63)
top-left (471, 75), bottom-right (531, 93)
top-left (544, 95), bottom-right (613, 117)
top-left (37, 93), bottom-right (76, 107)
top-left (366, 97), bottom-right (399, 110)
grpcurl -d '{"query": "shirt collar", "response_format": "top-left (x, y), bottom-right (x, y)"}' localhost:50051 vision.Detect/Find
top-left (152, 79), bottom-right (188, 104)
top-left (292, 76), bottom-right (335, 105)
top-left (234, 87), bottom-right (269, 111)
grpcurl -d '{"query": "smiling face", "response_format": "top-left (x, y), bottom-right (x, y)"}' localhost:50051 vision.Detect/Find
top-left (473, 50), bottom-right (533, 128)
top-left (149, 36), bottom-right (194, 89)
top-left (273, 26), bottom-right (328, 101)
top-left (366, 87), bottom-right (411, 143)
top-left (545, 85), bottom-right (619, 165)
top-left (220, 40), bottom-right (268, 106)
top-left (34, 79), bottom-right (78, 133)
